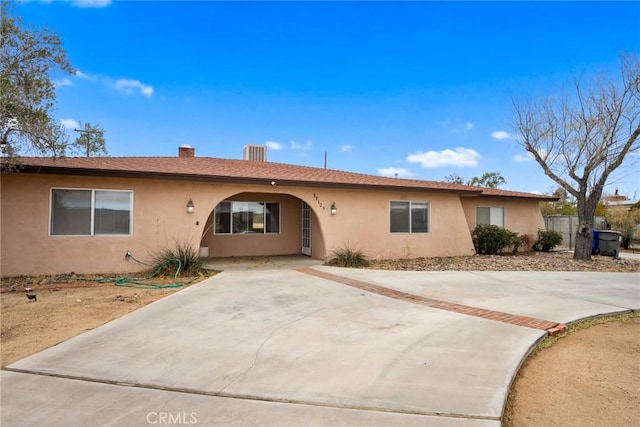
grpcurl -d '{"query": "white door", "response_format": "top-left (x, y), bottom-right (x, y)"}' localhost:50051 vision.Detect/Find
top-left (301, 202), bottom-right (311, 256)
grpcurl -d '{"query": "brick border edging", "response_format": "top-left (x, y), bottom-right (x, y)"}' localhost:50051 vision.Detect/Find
top-left (297, 268), bottom-right (566, 336)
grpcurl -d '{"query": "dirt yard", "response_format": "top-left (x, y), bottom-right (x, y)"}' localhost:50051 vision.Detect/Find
top-left (504, 314), bottom-right (640, 427)
top-left (1, 252), bottom-right (639, 426)
top-left (0, 279), bottom-right (196, 366)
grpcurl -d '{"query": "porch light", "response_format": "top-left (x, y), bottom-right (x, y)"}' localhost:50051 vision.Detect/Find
top-left (330, 202), bottom-right (337, 215)
top-left (186, 199), bottom-right (195, 214)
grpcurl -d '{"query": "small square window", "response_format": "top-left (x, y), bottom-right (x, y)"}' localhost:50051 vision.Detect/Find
top-left (476, 207), bottom-right (504, 227)
top-left (390, 201), bottom-right (429, 233)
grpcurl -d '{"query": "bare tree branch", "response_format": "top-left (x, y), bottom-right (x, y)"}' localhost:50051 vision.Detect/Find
top-left (511, 54), bottom-right (640, 260)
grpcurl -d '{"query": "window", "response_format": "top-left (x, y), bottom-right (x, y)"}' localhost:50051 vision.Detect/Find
top-left (390, 201), bottom-right (429, 233)
top-left (214, 201), bottom-right (280, 234)
top-left (476, 207), bottom-right (504, 227)
top-left (51, 189), bottom-right (132, 236)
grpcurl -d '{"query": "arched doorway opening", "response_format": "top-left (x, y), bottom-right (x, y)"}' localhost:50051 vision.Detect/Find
top-left (198, 192), bottom-right (326, 259)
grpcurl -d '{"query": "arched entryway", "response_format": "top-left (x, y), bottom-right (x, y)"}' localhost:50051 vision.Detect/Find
top-left (198, 192), bottom-right (326, 259)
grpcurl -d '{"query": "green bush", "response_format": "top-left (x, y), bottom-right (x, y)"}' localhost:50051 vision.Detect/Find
top-left (472, 224), bottom-right (520, 255)
top-left (326, 244), bottom-right (370, 268)
top-left (532, 229), bottom-right (563, 252)
top-left (150, 242), bottom-right (204, 277)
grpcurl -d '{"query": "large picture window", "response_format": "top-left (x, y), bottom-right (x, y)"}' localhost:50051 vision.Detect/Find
top-left (51, 188), bottom-right (132, 236)
top-left (390, 201), bottom-right (429, 233)
top-left (214, 201), bottom-right (280, 234)
top-left (476, 207), bottom-right (504, 228)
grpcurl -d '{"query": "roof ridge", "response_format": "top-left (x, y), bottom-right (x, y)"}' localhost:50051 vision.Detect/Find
top-left (6, 156), bottom-right (557, 200)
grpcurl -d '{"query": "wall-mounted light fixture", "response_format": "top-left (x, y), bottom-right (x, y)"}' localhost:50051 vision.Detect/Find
top-left (330, 202), bottom-right (337, 215)
top-left (187, 199), bottom-right (195, 214)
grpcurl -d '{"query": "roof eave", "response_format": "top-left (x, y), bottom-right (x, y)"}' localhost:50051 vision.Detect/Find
top-left (8, 165), bottom-right (482, 195)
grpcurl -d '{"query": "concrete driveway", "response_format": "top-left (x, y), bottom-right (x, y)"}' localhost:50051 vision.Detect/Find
top-left (2, 266), bottom-right (638, 426)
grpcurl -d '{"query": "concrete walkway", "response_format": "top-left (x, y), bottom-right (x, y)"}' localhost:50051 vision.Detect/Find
top-left (2, 267), bottom-right (638, 426)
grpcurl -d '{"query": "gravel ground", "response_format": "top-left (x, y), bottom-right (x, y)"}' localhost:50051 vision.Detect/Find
top-left (370, 251), bottom-right (640, 272)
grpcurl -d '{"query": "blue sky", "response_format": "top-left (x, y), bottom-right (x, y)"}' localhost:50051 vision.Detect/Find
top-left (17, 0), bottom-right (640, 197)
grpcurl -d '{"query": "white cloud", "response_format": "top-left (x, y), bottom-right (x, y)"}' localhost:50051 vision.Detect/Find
top-left (407, 147), bottom-right (481, 168)
top-left (340, 144), bottom-right (353, 152)
top-left (378, 167), bottom-right (413, 178)
top-left (115, 79), bottom-right (154, 97)
top-left (75, 70), bottom-right (91, 80)
top-left (265, 141), bottom-right (283, 150)
top-left (442, 119), bottom-right (475, 133)
top-left (72, 71), bottom-right (154, 98)
top-left (513, 153), bottom-right (533, 163)
top-left (529, 190), bottom-right (543, 195)
top-left (60, 118), bottom-right (80, 129)
top-left (69, 0), bottom-right (112, 8)
top-left (491, 130), bottom-right (511, 140)
top-left (291, 140), bottom-right (312, 150)
top-left (54, 78), bottom-right (73, 87)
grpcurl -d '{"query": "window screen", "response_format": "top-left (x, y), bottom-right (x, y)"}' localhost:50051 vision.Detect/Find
top-left (390, 201), bottom-right (429, 233)
top-left (51, 189), bottom-right (131, 236)
top-left (476, 207), bottom-right (504, 227)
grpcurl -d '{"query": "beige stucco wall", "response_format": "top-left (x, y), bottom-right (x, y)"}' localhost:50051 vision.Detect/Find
top-left (314, 188), bottom-right (477, 260)
top-left (460, 197), bottom-right (546, 244)
top-left (1, 173), bottom-right (217, 276)
top-left (2, 172), bottom-right (543, 276)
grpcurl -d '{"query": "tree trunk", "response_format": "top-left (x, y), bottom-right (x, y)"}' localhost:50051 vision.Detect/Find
top-left (573, 196), bottom-right (599, 261)
top-left (573, 220), bottom-right (593, 260)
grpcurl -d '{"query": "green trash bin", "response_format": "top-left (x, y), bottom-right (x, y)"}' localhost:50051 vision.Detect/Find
top-left (597, 230), bottom-right (623, 258)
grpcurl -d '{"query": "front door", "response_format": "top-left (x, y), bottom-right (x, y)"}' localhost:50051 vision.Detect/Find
top-left (301, 202), bottom-right (311, 256)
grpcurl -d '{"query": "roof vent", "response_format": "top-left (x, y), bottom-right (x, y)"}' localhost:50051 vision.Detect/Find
top-left (178, 145), bottom-right (195, 158)
top-left (243, 144), bottom-right (267, 162)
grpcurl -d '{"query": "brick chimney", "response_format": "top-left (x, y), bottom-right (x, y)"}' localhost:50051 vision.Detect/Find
top-left (178, 145), bottom-right (195, 158)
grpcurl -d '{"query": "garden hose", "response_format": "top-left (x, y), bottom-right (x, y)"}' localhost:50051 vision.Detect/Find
top-left (95, 253), bottom-right (197, 289)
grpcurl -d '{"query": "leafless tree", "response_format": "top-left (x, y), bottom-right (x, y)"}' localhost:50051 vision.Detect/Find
top-left (512, 55), bottom-right (640, 260)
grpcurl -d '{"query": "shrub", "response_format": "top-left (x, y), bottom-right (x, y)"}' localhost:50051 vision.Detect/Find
top-left (532, 229), bottom-right (563, 252)
top-left (472, 224), bottom-right (520, 255)
top-left (517, 234), bottom-right (532, 253)
top-left (605, 208), bottom-right (640, 249)
top-left (326, 244), bottom-right (370, 268)
top-left (150, 242), bottom-right (204, 277)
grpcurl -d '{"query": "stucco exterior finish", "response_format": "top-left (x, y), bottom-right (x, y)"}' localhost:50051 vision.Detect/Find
top-left (460, 197), bottom-right (547, 246)
top-left (1, 172), bottom-right (544, 276)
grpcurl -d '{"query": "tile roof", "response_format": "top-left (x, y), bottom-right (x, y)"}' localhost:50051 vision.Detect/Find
top-left (5, 156), bottom-right (558, 201)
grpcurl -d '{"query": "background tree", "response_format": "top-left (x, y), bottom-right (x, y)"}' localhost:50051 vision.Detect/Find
top-left (71, 122), bottom-right (107, 157)
top-left (604, 207), bottom-right (640, 249)
top-left (443, 171), bottom-right (506, 188)
top-left (0, 1), bottom-right (74, 166)
top-left (540, 186), bottom-right (580, 216)
top-left (443, 173), bottom-right (464, 184)
top-left (512, 55), bottom-right (639, 260)
top-left (467, 172), bottom-right (506, 188)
